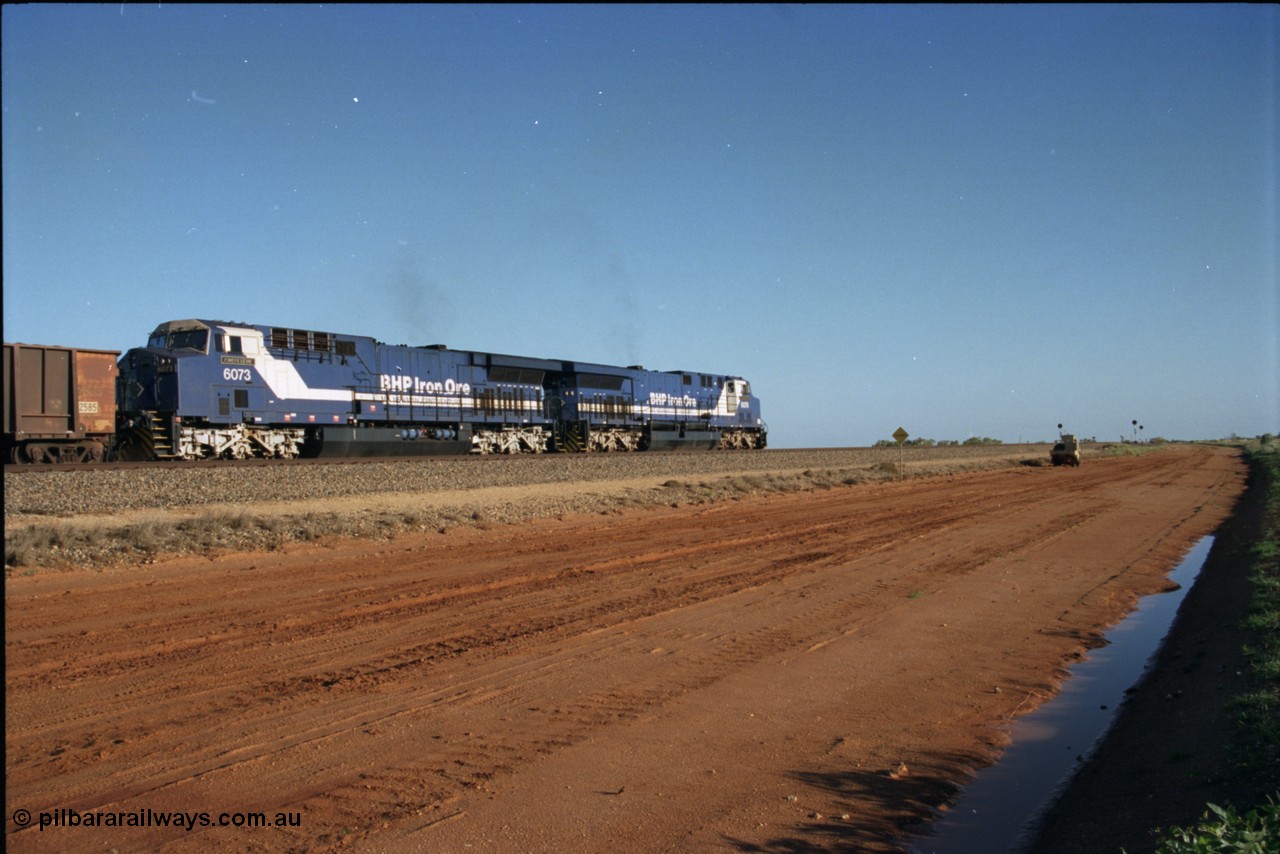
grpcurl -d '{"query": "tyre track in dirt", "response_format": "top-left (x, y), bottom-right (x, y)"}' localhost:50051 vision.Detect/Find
top-left (5, 446), bottom-right (1246, 852)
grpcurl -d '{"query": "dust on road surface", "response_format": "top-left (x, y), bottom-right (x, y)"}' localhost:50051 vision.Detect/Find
top-left (4, 445), bottom-right (1245, 852)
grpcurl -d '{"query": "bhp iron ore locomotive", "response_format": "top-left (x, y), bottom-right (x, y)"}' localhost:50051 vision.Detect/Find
top-left (115, 319), bottom-right (766, 460)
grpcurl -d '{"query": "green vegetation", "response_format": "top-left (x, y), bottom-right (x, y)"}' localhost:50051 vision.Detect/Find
top-left (1147, 440), bottom-right (1279, 852)
top-left (1152, 799), bottom-right (1278, 853)
top-left (1234, 443), bottom-right (1280, 764)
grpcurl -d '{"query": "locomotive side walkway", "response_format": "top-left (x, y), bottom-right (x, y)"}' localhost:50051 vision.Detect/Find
top-left (4, 444), bottom-right (1246, 852)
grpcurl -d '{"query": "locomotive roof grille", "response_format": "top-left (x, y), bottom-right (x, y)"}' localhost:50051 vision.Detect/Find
top-left (577, 373), bottom-right (627, 391)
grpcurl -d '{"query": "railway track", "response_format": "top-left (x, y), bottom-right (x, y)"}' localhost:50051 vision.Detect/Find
top-left (2, 447), bottom-right (781, 476)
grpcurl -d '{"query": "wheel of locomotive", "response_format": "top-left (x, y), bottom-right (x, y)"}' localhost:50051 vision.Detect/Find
top-left (274, 442), bottom-right (300, 460)
top-left (222, 431), bottom-right (254, 460)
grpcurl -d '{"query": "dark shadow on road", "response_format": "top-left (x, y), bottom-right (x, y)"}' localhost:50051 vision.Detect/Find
top-left (722, 748), bottom-right (990, 853)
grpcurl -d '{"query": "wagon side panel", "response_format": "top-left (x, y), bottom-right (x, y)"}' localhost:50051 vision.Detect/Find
top-left (74, 349), bottom-right (118, 436)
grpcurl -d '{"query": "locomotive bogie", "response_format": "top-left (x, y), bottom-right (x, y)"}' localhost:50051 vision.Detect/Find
top-left (176, 424), bottom-right (305, 460)
top-left (471, 425), bottom-right (551, 455)
top-left (718, 428), bottom-right (768, 450)
top-left (585, 426), bottom-right (644, 453)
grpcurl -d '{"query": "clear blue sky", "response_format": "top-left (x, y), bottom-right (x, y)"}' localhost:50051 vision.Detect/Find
top-left (4, 4), bottom-right (1276, 447)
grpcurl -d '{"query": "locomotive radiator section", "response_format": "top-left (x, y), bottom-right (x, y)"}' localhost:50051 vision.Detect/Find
top-left (4, 342), bottom-right (119, 463)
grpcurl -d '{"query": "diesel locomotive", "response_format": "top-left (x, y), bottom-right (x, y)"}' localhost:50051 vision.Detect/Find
top-left (114, 319), bottom-right (766, 460)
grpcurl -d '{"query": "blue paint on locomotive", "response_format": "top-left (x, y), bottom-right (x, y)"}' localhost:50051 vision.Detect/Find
top-left (116, 319), bottom-right (764, 455)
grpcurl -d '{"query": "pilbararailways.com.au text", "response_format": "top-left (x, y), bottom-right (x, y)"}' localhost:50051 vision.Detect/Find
top-left (17, 807), bottom-right (301, 832)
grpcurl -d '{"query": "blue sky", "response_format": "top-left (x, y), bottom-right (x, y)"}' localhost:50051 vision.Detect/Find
top-left (4, 4), bottom-right (1276, 447)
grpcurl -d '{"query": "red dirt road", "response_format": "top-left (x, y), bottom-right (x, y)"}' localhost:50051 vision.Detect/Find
top-left (5, 446), bottom-right (1246, 852)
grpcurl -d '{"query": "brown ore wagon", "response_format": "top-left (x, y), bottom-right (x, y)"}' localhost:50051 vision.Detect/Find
top-left (3, 342), bottom-right (120, 463)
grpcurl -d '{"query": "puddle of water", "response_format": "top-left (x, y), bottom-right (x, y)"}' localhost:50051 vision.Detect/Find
top-left (906, 535), bottom-right (1215, 854)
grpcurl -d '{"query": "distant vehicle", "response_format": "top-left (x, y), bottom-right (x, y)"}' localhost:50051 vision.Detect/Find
top-left (3, 342), bottom-right (119, 463)
top-left (1051, 434), bottom-right (1081, 467)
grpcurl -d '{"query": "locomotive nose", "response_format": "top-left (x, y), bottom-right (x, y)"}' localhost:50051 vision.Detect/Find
top-left (118, 348), bottom-right (166, 411)
top-left (124, 379), bottom-right (145, 407)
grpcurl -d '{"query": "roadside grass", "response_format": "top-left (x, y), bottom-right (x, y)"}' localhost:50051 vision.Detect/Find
top-left (1146, 440), bottom-right (1279, 852)
top-left (1234, 443), bottom-right (1280, 774)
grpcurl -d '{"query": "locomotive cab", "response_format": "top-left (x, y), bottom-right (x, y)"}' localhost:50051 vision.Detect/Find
top-left (119, 320), bottom-right (210, 413)
top-left (116, 320), bottom-right (213, 459)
